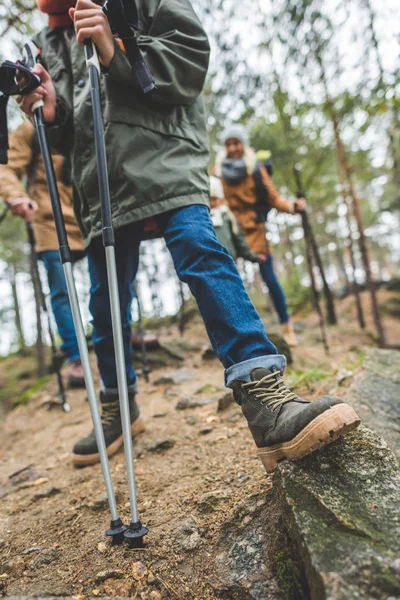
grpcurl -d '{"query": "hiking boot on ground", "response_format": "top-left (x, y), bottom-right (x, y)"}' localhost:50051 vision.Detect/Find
top-left (67, 359), bottom-right (85, 388)
top-left (72, 389), bottom-right (145, 467)
top-left (280, 322), bottom-right (298, 347)
top-left (232, 368), bottom-right (360, 472)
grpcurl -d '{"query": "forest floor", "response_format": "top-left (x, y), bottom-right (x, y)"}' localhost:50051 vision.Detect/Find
top-left (0, 288), bottom-right (399, 599)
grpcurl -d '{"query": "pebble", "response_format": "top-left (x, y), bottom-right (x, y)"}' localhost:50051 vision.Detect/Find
top-left (217, 392), bottom-right (234, 412)
top-left (185, 416), bottom-right (197, 425)
top-left (199, 426), bottom-right (213, 435)
top-left (97, 542), bottom-right (107, 553)
top-left (176, 396), bottom-right (215, 410)
top-left (95, 568), bottom-right (124, 583)
top-left (31, 487), bottom-right (61, 502)
top-left (22, 546), bottom-right (44, 555)
top-left (132, 560), bottom-right (148, 579)
top-left (147, 438), bottom-right (176, 453)
top-left (30, 548), bottom-right (60, 568)
top-left (154, 369), bottom-right (193, 385)
top-left (149, 591), bottom-right (162, 600)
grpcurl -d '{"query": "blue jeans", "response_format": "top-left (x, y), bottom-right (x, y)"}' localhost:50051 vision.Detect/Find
top-left (39, 250), bottom-right (84, 363)
top-left (259, 256), bottom-right (290, 324)
top-left (87, 205), bottom-right (286, 390)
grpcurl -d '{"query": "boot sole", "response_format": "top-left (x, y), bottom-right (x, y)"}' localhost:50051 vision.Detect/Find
top-left (72, 417), bottom-right (146, 467)
top-left (257, 404), bottom-right (360, 472)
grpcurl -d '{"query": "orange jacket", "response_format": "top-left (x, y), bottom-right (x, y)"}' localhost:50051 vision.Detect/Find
top-left (222, 164), bottom-right (293, 255)
top-left (0, 120), bottom-right (83, 253)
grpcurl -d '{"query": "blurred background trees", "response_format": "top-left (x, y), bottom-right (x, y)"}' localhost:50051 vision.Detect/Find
top-left (0, 0), bottom-right (399, 356)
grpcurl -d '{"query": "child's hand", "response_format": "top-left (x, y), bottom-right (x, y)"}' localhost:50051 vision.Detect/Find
top-left (70, 0), bottom-right (115, 68)
top-left (258, 254), bottom-right (268, 263)
top-left (16, 65), bottom-right (56, 122)
top-left (7, 197), bottom-right (39, 222)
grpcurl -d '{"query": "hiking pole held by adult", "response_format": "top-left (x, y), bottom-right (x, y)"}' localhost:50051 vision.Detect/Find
top-left (26, 220), bottom-right (71, 413)
top-left (2, 41), bottom-right (127, 544)
top-left (293, 166), bottom-right (329, 354)
top-left (83, 37), bottom-right (148, 547)
top-left (293, 166), bottom-right (337, 326)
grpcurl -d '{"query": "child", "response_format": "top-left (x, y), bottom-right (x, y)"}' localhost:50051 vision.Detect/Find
top-left (19, 0), bottom-right (360, 471)
top-left (209, 176), bottom-right (265, 265)
top-left (216, 125), bottom-right (303, 347)
top-left (0, 119), bottom-right (85, 386)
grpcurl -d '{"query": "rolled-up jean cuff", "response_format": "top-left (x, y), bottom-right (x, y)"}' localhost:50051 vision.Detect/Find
top-left (103, 381), bottom-right (139, 395)
top-left (225, 355), bottom-right (287, 388)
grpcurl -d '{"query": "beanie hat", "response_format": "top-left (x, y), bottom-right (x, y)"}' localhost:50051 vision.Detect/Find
top-left (37, 0), bottom-right (76, 29)
top-left (209, 176), bottom-right (224, 199)
top-left (220, 124), bottom-right (249, 146)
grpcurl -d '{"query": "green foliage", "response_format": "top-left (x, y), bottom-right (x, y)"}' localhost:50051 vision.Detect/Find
top-left (14, 376), bottom-right (49, 406)
top-left (286, 368), bottom-right (332, 391)
top-left (281, 272), bottom-right (312, 314)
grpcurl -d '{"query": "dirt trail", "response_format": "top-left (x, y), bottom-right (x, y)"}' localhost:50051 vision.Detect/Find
top-left (0, 289), bottom-right (399, 599)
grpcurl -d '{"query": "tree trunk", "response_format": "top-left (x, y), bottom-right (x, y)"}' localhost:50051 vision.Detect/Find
top-left (306, 225), bottom-right (337, 325)
top-left (324, 93), bottom-right (385, 346)
top-left (30, 256), bottom-right (47, 377)
top-left (337, 171), bottom-right (366, 329)
top-left (8, 265), bottom-right (26, 353)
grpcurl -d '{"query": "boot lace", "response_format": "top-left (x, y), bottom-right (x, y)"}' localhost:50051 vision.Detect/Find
top-left (101, 402), bottom-right (120, 427)
top-left (241, 370), bottom-right (299, 411)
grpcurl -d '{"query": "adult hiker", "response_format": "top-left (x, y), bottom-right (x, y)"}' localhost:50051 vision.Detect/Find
top-left (209, 175), bottom-right (265, 265)
top-left (216, 125), bottom-right (305, 347)
top-left (0, 119), bottom-right (85, 387)
top-left (18, 0), bottom-right (360, 472)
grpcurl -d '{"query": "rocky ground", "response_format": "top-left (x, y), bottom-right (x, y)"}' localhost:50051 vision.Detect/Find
top-left (0, 288), bottom-right (399, 599)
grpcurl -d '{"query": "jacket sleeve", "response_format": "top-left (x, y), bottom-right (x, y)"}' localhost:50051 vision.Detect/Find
top-left (0, 121), bottom-right (34, 202)
top-left (231, 216), bottom-right (260, 263)
top-left (107, 0), bottom-right (210, 104)
top-left (260, 165), bottom-right (293, 214)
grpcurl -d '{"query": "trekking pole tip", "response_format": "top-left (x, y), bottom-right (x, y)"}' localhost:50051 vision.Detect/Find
top-left (106, 518), bottom-right (128, 545)
top-left (123, 520), bottom-right (149, 548)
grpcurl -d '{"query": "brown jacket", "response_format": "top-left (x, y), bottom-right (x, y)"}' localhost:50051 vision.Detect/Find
top-left (221, 165), bottom-right (292, 255)
top-left (0, 120), bottom-right (83, 253)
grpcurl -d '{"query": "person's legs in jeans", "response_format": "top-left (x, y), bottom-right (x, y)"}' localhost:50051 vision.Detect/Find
top-left (162, 205), bottom-right (360, 469)
top-left (87, 233), bottom-right (140, 392)
top-left (39, 250), bottom-right (81, 363)
top-left (259, 256), bottom-right (289, 324)
top-left (161, 205), bottom-right (286, 383)
top-left (72, 231), bottom-right (144, 465)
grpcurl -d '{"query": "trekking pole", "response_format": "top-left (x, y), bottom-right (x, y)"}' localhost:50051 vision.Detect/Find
top-left (84, 38), bottom-right (148, 547)
top-left (293, 167), bottom-right (337, 326)
top-left (26, 221), bottom-right (71, 412)
top-left (134, 282), bottom-right (151, 383)
top-left (10, 42), bottom-right (127, 544)
top-left (293, 167), bottom-right (329, 353)
top-left (178, 280), bottom-right (185, 336)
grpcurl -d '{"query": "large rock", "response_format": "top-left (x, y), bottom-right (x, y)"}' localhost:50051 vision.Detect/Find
top-left (276, 427), bottom-right (400, 600)
top-left (344, 348), bottom-right (400, 458)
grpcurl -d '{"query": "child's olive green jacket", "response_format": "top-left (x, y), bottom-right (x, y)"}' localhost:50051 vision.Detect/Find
top-left (34, 0), bottom-right (210, 247)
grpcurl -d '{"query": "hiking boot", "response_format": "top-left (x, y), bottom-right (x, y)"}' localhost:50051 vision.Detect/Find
top-left (72, 389), bottom-right (145, 467)
top-left (68, 359), bottom-right (85, 388)
top-left (232, 368), bottom-right (360, 472)
top-left (280, 322), bottom-right (298, 347)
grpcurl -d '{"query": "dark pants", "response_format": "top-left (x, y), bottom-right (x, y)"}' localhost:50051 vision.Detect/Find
top-left (39, 250), bottom-right (85, 362)
top-left (87, 205), bottom-right (286, 390)
top-left (259, 256), bottom-right (289, 324)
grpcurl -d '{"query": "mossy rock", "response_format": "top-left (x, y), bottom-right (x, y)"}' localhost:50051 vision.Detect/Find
top-left (276, 427), bottom-right (400, 600)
